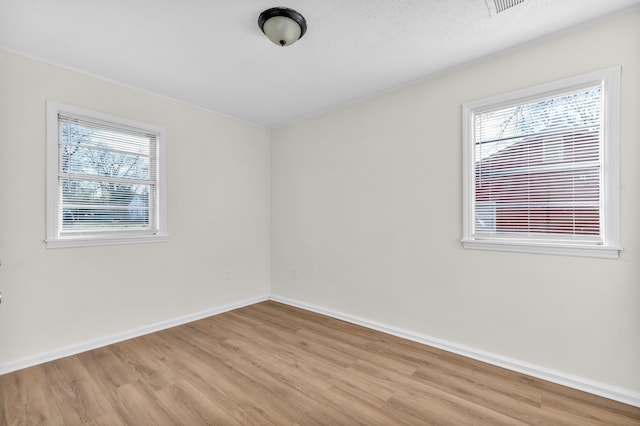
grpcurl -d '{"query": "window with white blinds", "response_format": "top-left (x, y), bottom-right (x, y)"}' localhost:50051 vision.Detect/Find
top-left (462, 67), bottom-right (621, 258)
top-left (46, 102), bottom-right (168, 248)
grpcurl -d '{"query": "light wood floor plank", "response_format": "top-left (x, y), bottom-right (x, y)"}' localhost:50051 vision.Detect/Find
top-left (154, 379), bottom-right (242, 426)
top-left (1, 301), bottom-right (639, 425)
top-left (1, 367), bottom-right (66, 426)
top-left (42, 356), bottom-right (113, 424)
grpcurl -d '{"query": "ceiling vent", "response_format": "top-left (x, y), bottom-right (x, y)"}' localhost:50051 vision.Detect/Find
top-left (494, 0), bottom-right (525, 13)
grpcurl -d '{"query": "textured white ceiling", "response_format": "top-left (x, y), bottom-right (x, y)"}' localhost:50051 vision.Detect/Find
top-left (1, 0), bottom-right (638, 127)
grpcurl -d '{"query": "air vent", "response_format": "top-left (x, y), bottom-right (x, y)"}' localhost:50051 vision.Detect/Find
top-left (494, 0), bottom-right (524, 13)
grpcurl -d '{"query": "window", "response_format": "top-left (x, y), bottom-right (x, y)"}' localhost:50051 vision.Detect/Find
top-left (46, 102), bottom-right (168, 248)
top-left (462, 67), bottom-right (620, 258)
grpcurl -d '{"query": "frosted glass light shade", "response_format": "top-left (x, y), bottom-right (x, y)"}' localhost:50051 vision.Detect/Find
top-left (263, 16), bottom-right (301, 46)
top-left (258, 7), bottom-right (307, 47)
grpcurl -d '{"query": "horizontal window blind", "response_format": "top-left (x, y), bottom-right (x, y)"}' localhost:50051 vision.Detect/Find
top-left (472, 86), bottom-right (602, 242)
top-left (57, 113), bottom-right (158, 235)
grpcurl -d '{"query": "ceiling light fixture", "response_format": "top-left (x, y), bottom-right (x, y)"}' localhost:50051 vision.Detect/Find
top-left (258, 7), bottom-right (307, 47)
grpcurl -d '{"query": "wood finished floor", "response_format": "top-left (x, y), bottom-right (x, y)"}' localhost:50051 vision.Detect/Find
top-left (1, 301), bottom-right (639, 425)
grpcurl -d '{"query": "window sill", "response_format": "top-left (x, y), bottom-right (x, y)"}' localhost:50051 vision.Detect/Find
top-left (462, 239), bottom-right (620, 259)
top-left (45, 234), bottom-right (169, 249)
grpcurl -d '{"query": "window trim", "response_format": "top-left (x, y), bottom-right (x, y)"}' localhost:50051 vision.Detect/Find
top-left (46, 102), bottom-right (169, 248)
top-left (462, 67), bottom-right (621, 259)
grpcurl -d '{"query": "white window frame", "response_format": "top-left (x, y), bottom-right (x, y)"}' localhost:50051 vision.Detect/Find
top-left (46, 102), bottom-right (169, 248)
top-left (462, 67), bottom-right (621, 259)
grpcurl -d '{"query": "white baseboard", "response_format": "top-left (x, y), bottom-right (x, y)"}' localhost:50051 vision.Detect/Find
top-left (0, 294), bottom-right (269, 376)
top-left (269, 294), bottom-right (640, 408)
top-left (2, 292), bottom-right (638, 408)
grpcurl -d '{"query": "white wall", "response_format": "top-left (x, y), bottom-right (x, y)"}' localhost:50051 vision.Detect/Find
top-left (271, 10), bottom-right (640, 395)
top-left (0, 50), bottom-right (270, 367)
